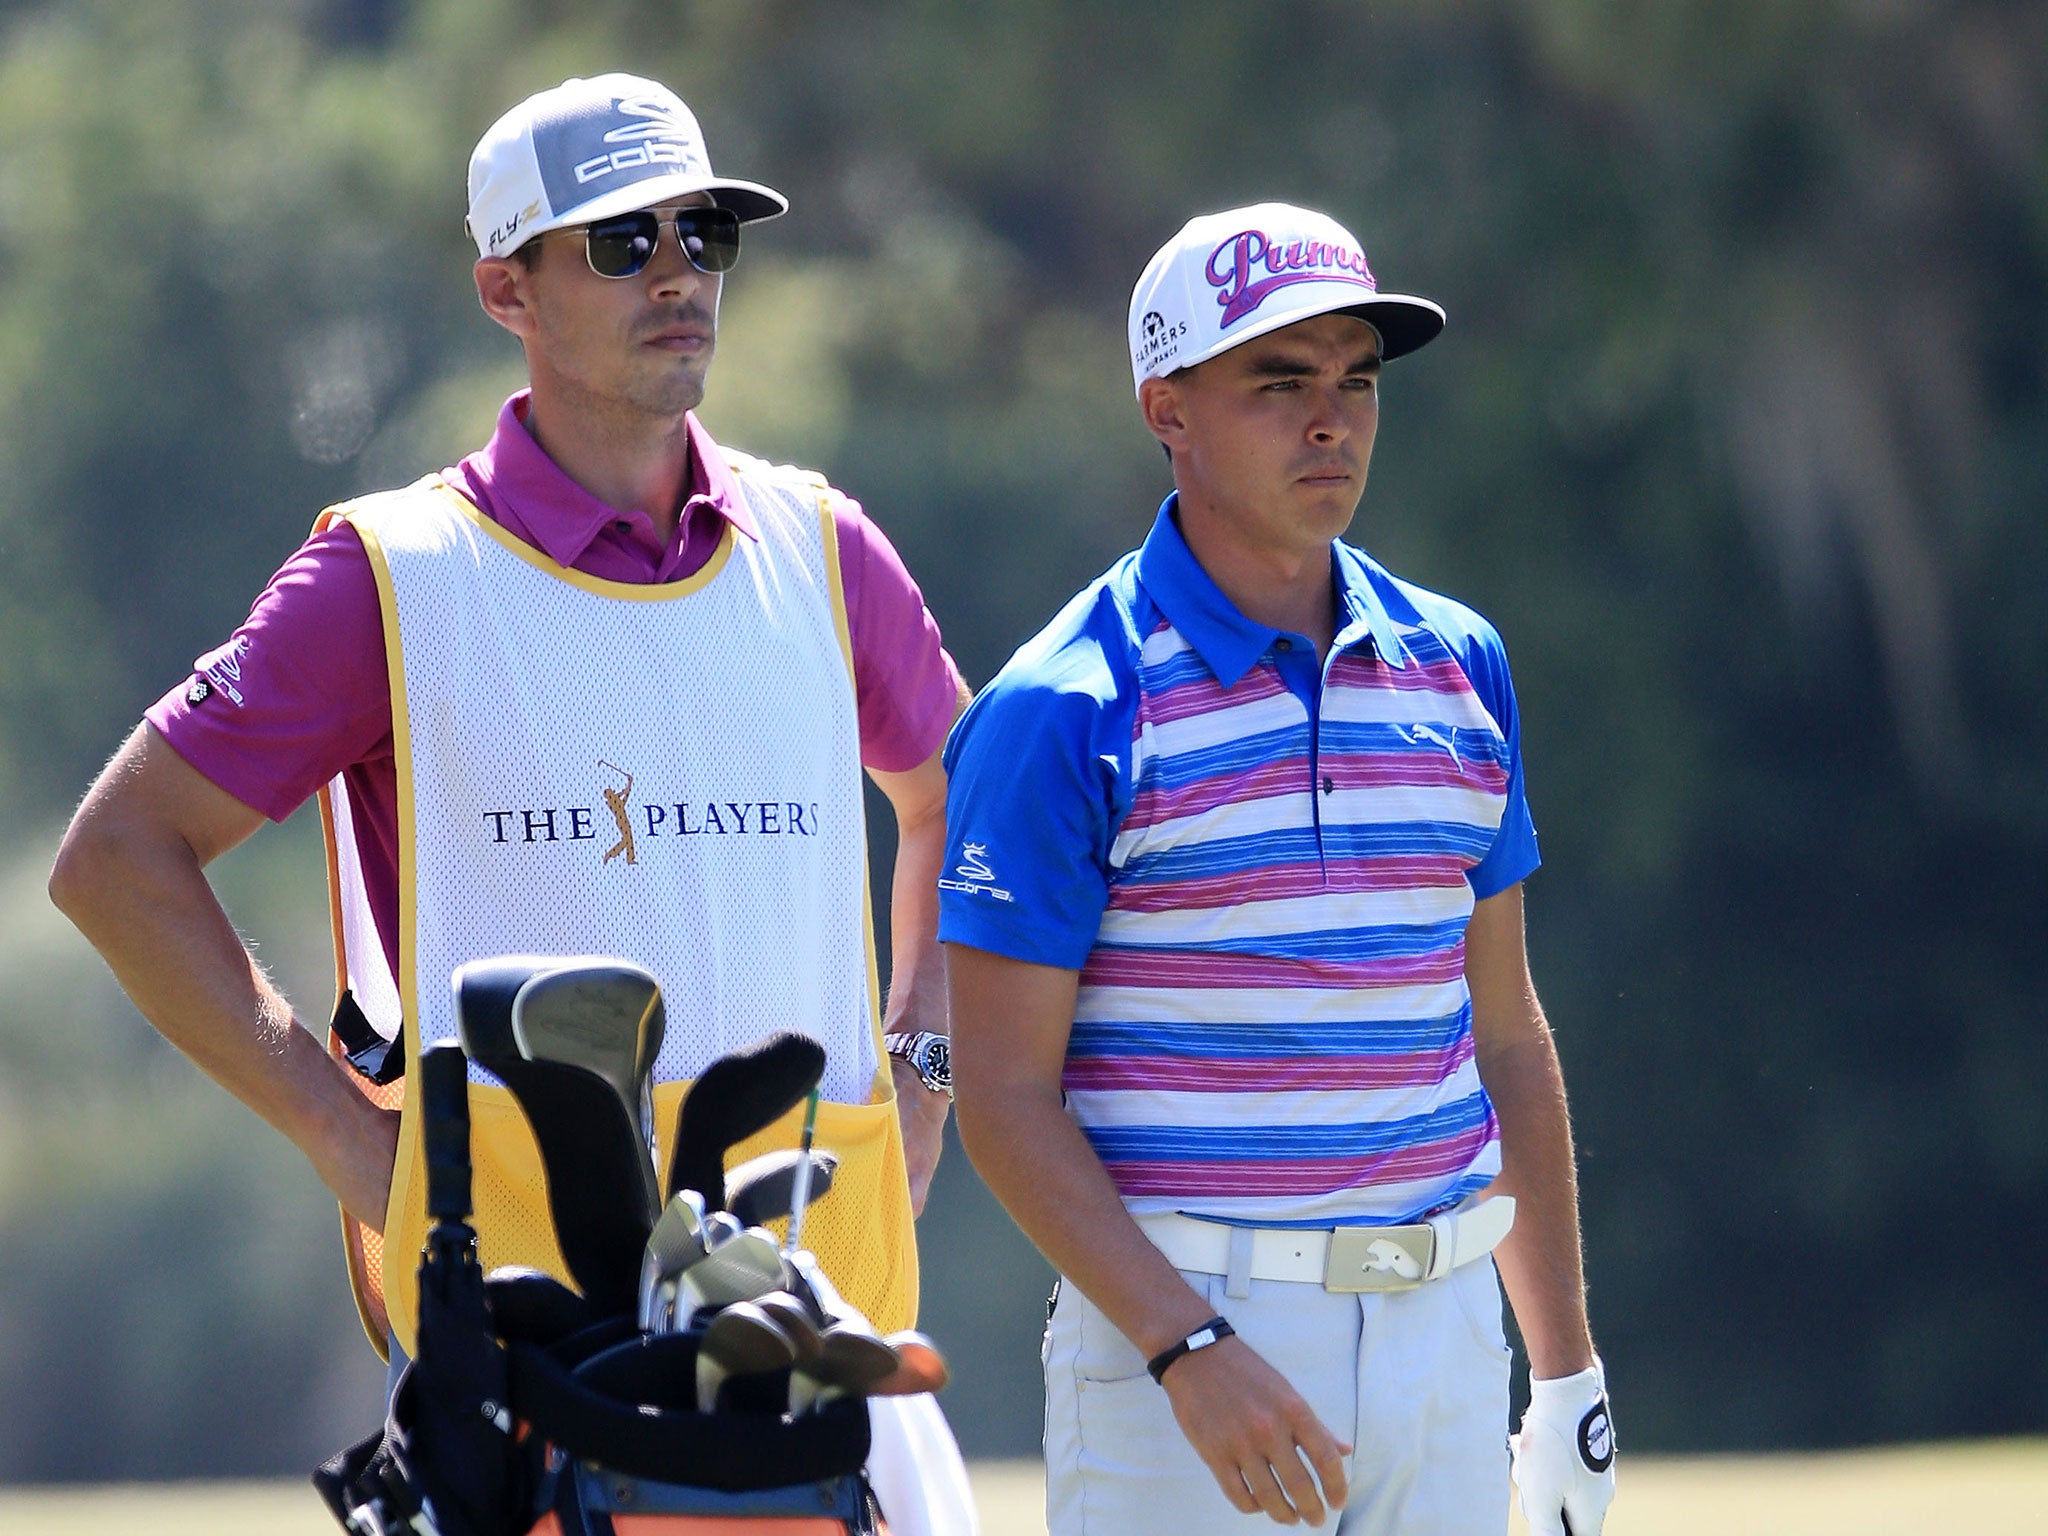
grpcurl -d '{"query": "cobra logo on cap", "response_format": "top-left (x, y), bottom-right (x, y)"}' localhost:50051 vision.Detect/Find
top-left (533, 92), bottom-right (708, 212)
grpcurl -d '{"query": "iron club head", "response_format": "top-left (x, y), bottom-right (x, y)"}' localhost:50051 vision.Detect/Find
top-left (640, 1190), bottom-right (707, 1332)
top-left (756, 1290), bottom-right (827, 1414)
top-left (813, 1317), bottom-right (900, 1404)
top-left (672, 1228), bottom-right (788, 1334)
top-left (696, 1301), bottom-right (796, 1414)
top-left (872, 1329), bottom-right (952, 1396)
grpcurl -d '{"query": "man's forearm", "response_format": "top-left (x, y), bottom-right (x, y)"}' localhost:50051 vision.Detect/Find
top-left (883, 803), bottom-right (948, 1037)
top-left (50, 734), bottom-right (396, 1226)
top-left (872, 742), bottom-right (956, 1212)
top-left (953, 953), bottom-right (1354, 1526)
top-left (950, 943), bottom-right (1353, 1523)
top-left (958, 1078), bottom-right (1218, 1355)
top-left (948, 950), bottom-right (1214, 1354)
top-left (1480, 1026), bottom-right (1596, 1379)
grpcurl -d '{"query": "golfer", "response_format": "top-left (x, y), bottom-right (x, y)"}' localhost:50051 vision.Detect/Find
top-left (942, 203), bottom-right (1617, 1534)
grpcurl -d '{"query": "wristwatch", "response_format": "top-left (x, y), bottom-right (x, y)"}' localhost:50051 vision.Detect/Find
top-left (884, 1031), bottom-right (953, 1098)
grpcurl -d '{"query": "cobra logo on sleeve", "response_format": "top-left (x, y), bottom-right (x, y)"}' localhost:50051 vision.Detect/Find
top-left (938, 842), bottom-right (1012, 902)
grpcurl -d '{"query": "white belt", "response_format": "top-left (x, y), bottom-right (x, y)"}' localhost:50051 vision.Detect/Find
top-left (1136, 1196), bottom-right (1515, 1293)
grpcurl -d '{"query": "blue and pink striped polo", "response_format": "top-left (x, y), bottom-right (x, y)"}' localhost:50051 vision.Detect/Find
top-left (940, 496), bottom-right (1539, 1226)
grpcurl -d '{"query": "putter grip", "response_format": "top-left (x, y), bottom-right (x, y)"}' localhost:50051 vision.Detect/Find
top-left (420, 1040), bottom-right (473, 1221)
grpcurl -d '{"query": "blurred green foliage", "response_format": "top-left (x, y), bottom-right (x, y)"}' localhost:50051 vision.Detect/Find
top-left (0, 0), bottom-right (2042, 1479)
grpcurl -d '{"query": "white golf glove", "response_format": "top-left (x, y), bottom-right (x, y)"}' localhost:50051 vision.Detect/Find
top-left (1510, 1355), bottom-right (1615, 1536)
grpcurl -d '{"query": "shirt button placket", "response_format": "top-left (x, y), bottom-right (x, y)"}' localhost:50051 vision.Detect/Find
top-left (1272, 638), bottom-right (1332, 883)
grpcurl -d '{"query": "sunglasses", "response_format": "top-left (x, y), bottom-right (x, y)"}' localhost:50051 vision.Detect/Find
top-left (567, 206), bottom-right (742, 279)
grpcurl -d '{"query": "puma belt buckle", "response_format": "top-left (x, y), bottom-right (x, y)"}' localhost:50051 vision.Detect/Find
top-left (1324, 1222), bottom-right (1436, 1292)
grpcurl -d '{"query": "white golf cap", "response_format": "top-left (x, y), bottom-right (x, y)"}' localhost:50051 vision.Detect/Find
top-left (1127, 202), bottom-right (1444, 393)
top-left (465, 73), bottom-right (788, 258)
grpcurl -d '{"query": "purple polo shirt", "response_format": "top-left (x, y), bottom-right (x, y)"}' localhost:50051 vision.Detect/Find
top-left (147, 392), bottom-right (962, 981)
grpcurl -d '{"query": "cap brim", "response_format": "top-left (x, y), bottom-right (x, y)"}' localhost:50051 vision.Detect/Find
top-left (1342, 294), bottom-right (1444, 361)
top-left (515, 172), bottom-right (789, 250)
top-left (1168, 289), bottom-right (1445, 382)
top-left (702, 180), bottom-right (789, 224)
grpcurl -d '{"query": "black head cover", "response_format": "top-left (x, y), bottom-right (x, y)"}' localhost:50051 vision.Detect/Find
top-left (485, 1266), bottom-right (595, 1348)
top-left (454, 958), bottom-right (658, 1317)
top-left (668, 1032), bottom-right (827, 1210)
top-left (452, 956), bottom-right (558, 1075)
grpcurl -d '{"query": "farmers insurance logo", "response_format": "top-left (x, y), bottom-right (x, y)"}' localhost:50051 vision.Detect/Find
top-left (1207, 228), bottom-right (1378, 328)
top-left (1133, 308), bottom-right (1189, 375)
top-left (479, 759), bottom-right (823, 865)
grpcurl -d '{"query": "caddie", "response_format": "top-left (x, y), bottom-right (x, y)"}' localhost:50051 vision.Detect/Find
top-left (51, 73), bottom-right (972, 1528)
top-left (942, 203), bottom-right (1616, 1534)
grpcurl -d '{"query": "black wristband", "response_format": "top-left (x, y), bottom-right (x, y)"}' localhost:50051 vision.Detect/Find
top-left (1146, 1316), bottom-right (1236, 1384)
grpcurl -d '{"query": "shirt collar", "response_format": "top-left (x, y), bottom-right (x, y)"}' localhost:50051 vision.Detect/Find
top-left (1134, 494), bottom-right (1410, 688)
top-left (463, 391), bottom-right (760, 568)
top-left (1331, 539), bottom-right (1412, 671)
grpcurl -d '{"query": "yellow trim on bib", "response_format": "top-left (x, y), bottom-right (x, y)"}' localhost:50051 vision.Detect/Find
top-left (428, 479), bottom-right (738, 602)
top-left (815, 493), bottom-right (859, 690)
top-left (316, 781), bottom-right (394, 1355)
top-left (323, 498), bottom-right (428, 1355)
top-left (365, 1079), bottom-right (919, 1353)
top-left (816, 494), bottom-right (892, 1103)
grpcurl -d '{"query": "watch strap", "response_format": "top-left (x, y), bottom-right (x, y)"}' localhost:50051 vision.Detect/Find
top-left (1146, 1316), bottom-right (1235, 1384)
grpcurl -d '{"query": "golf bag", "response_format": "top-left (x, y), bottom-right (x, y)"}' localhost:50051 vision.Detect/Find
top-left (315, 1021), bottom-right (888, 1536)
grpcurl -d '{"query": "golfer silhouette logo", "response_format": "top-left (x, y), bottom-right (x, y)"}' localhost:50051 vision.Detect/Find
top-left (599, 759), bottom-right (638, 866)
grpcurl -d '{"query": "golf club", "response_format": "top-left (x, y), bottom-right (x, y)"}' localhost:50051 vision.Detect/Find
top-left (454, 956), bottom-right (657, 1315)
top-left (725, 1148), bottom-right (839, 1230)
top-left (673, 1228), bottom-right (788, 1335)
top-left (813, 1317), bottom-right (899, 1404)
top-left (639, 1190), bottom-right (707, 1332)
top-left (651, 1210), bottom-right (746, 1332)
top-left (784, 1086), bottom-right (822, 1253)
top-left (511, 958), bottom-right (665, 1217)
top-left (696, 1301), bottom-right (796, 1414)
top-left (784, 1247), bottom-right (854, 1329)
top-left (757, 1291), bottom-right (827, 1414)
top-left (872, 1330), bottom-right (951, 1397)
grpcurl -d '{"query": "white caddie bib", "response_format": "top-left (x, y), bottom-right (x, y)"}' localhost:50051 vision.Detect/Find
top-left (334, 463), bottom-right (879, 1103)
top-left (316, 457), bottom-right (917, 1355)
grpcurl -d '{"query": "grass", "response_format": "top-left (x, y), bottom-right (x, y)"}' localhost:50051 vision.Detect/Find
top-left (0, 1443), bottom-right (2041, 1533)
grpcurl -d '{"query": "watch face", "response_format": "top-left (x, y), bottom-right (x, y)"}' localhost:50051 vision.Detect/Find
top-left (888, 1032), bottom-right (953, 1093)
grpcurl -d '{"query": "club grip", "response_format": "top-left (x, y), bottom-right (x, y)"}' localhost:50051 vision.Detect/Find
top-left (420, 1040), bottom-right (473, 1222)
